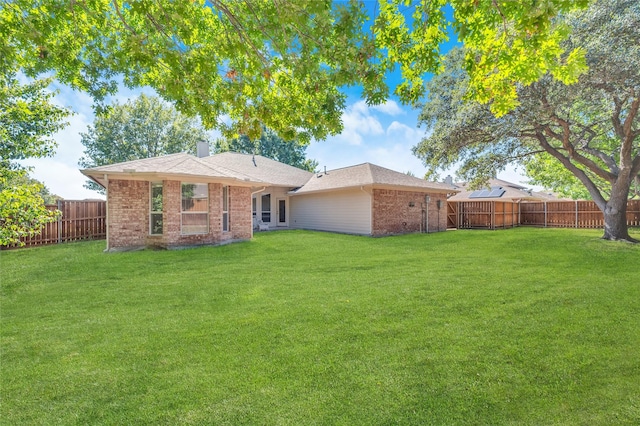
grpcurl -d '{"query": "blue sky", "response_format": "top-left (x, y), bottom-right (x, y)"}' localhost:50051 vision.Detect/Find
top-left (20, 4), bottom-right (533, 200)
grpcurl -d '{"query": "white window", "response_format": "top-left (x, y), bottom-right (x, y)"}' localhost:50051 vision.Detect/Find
top-left (181, 183), bottom-right (208, 234)
top-left (222, 185), bottom-right (229, 232)
top-left (150, 182), bottom-right (163, 235)
top-left (261, 193), bottom-right (271, 223)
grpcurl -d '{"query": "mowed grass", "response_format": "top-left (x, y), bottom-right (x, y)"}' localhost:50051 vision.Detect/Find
top-left (1, 228), bottom-right (639, 425)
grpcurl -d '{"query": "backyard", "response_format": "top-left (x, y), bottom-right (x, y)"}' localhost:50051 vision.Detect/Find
top-left (1, 228), bottom-right (639, 425)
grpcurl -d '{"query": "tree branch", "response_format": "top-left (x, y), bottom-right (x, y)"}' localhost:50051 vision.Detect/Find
top-left (542, 115), bottom-right (616, 182)
top-left (620, 94), bottom-right (640, 169)
top-left (111, 0), bottom-right (137, 34)
top-left (535, 128), bottom-right (607, 209)
top-left (611, 94), bottom-right (626, 141)
top-left (211, 0), bottom-right (270, 69)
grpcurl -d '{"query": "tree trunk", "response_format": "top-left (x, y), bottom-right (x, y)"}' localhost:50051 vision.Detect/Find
top-left (602, 181), bottom-right (637, 242)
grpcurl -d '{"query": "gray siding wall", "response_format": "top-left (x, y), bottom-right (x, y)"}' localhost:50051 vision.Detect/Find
top-left (289, 189), bottom-right (372, 234)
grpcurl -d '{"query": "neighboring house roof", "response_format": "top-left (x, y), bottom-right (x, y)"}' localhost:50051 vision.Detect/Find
top-left (448, 178), bottom-right (556, 202)
top-left (81, 153), bottom-right (264, 187)
top-left (291, 163), bottom-right (458, 195)
top-left (200, 152), bottom-right (313, 188)
top-left (530, 191), bottom-right (564, 201)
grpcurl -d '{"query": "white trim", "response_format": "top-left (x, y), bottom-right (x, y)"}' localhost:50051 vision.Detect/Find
top-left (222, 185), bottom-right (229, 233)
top-left (149, 182), bottom-right (163, 235)
top-left (261, 193), bottom-right (272, 224)
top-left (180, 182), bottom-right (209, 235)
top-left (276, 197), bottom-right (288, 227)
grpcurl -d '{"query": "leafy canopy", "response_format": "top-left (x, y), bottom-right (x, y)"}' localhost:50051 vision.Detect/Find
top-left (1, 0), bottom-right (589, 141)
top-left (79, 94), bottom-right (212, 193)
top-left (0, 172), bottom-right (61, 205)
top-left (413, 0), bottom-right (640, 241)
top-left (0, 74), bottom-right (68, 246)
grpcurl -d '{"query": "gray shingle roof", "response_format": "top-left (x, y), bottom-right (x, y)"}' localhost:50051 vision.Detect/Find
top-left (291, 163), bottom-right (457, 195)
top-left (82, 152), bottom-right (458, 196)
top-left (200, 152), bottom-right (313, 187)
top-left (81, 153), bottom-right (262, 186)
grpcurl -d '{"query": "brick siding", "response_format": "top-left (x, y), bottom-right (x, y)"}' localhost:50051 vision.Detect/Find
top-left (229, 186), bottom-right (252, 240)
top-left (371, 189), bottom-right (448, 236)
top-left (107, 179), bottom-right (252, 251)
top-left (107, 179), bottom-right (149, 250)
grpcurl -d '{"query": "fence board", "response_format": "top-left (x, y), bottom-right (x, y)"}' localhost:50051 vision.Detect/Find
top-left (453, 199), bottom-right (640, 230)
top-left (455, 201), bottom-right (519, 230)
top-left (1, 200), bottom-right (106, 249)
top-left (520, 200), bottom-right (640, 228)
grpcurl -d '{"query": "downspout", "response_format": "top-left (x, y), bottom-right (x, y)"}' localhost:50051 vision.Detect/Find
top-left (251, 186), bottom-right (267, 196)
top-left (250, 187), bottom-right (267, 237)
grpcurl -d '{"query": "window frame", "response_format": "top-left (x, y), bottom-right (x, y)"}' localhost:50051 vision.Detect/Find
top-left (261, 193), bottom-right (271, 223)
top-left (222, 185), bottom-right (229, 232)
top-left (149, 182), bottom-right (163, 235)
top-left (181, 182), bottom-right (209, 235)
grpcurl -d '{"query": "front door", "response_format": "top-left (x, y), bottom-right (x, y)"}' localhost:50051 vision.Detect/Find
top-left (277, 198), bottom-right (288, 226)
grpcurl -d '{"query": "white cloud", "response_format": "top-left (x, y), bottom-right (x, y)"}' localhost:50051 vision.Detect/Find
top-left (336, 101), bottom-right (384, 145)
top-left (386, 121), bottom-right (423, 144)
top-left (370, 100), bottom-right (404, 116)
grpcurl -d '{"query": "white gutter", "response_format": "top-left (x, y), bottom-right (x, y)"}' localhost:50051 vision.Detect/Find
top-left (249, 187), bottom-right (267, 238)
top-left (251, 186), bottom-right (267, 196)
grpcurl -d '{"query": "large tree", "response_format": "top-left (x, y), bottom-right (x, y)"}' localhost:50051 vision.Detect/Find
top-left (0, 74), bottom-right (69, 246)
top-left (1, 0), bottom-right (588, 142)
top-left (523, 152), bottom-right (640, 201)
top-left (79, 94), bottom-right (211, 193)
top-left (413, 0), bottom-right (640, 242)
top-left (216, 128), bottom-right (318, 172)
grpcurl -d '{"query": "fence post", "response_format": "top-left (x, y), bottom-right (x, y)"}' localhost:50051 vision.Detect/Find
top-left (544, 202), bottom-right (547, 227)
top-left (575, 200), bottom-right (578, 228)
top-left (491, 201), bottom-right (495, 230)
top-left (57, 199), bottom-right (63, 244)
top-left (503, 202), bottom-right (506, 229)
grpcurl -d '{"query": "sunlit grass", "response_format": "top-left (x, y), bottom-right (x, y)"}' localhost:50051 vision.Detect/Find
top-left (2, 228), bottom-right (639, 425)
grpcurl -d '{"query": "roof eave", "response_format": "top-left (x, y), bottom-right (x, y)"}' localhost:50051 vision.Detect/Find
top-left (289, 183), bottom-right (459, 196)
top-left (80, 170), bottom-right (263, 187)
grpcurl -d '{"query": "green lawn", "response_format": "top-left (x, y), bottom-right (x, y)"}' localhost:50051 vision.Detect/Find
top-left (1, 228), bottom-right (639, 425)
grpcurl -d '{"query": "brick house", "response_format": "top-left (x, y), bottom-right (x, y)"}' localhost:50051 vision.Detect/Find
top-left (82, 151), bottom-right (458, 251)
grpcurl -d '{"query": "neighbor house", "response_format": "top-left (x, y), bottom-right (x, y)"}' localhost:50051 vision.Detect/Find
top-left (447, 178), bottom-right (558, 203)
top-left (82, 150), bottom-right (458, 251)
top-left (445, 178), bottom-right (558, 230)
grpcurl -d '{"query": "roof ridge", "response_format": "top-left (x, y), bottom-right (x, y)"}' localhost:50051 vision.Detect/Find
top-left (364, 163), bottom-right (375, 183)
top-left (197, 155), bottom-right (269, 182)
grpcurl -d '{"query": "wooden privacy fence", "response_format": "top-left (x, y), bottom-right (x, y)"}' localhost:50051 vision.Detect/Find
top-left (2, 200), bottom-right (106, 249)
top-left (451, 199), bottom-right (640, 230)
top-left (452, 201), bottom-right (518, 230)
top-left (519, 200), bottom-right (640, 228)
